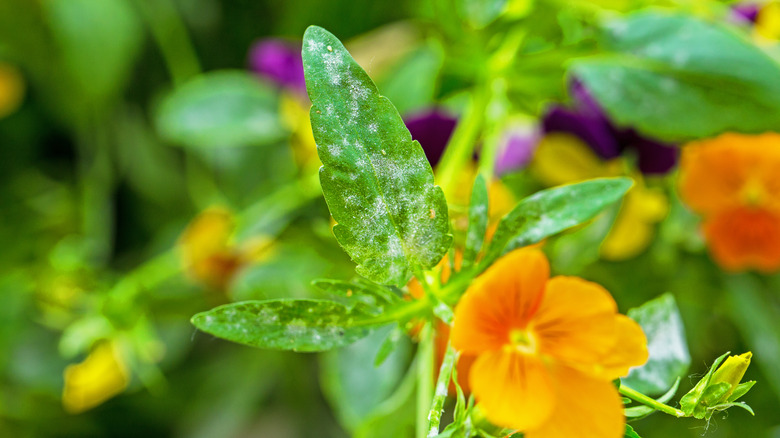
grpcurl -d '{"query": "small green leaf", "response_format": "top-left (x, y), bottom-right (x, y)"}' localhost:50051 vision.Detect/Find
top-left (462, 174), bottom-right (489, 269)
top-left (709, 401), bottom-right (755, 416)
top-left (623, 293), bottom-right (691, 395)
top-left (320, 326), bottom-right (412, 431)
top-left (573, 13), bottom-right (780, 140)
top-left (374, 324), bottom-right (405, 367)
top-left (303, 26), bottom-right (452, 286)
top-left (624, 424), bottom-right (642, 438)
top-left (156, 71), bottom-right (286, 148)
top-left (312, 278), bottom-right (400, 315)
top-left (482, 177), bottom-right (632, 267)
top-left (191, 299), bottom-right (375, 352)
top-left (728, 381), bottom-right (756, 403)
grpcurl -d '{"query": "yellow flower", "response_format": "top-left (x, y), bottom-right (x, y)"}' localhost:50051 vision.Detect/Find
top-left (178, 207), bottom-right (273, 291)
top-left (531, 133), bottom-right (668, 260)
top-left (279, 93), bottom-right (319, 173)
top-left (451, 248), bottom-right (648, 436)
top-left (756, 2), bottom-right (780, 41)
top-left (0, 62), bottom-right (25, 119)
top-left (62, 341), bottom-right (129, 413)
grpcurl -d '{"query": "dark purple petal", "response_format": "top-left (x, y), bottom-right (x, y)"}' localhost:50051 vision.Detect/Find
top-left (631, 138), bottom-right (679, 175)
top-left (570, 78), bottom-right (606, 118)
top-left (542, 106), bottom-right (621, 159)
top-left (404, 109), bottom-right (457, 166)
top-left (495, 125), bottom-right (540, 176)
top-left (248, 39), bottom-right (306, 92)
top-left (732, 3), bottom-right (760, 23)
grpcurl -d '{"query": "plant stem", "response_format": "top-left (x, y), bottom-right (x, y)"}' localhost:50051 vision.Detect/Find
top-left (427, 343), bottom-right (459, 437)
top-left (416, 323), bottom-right (435, 438)
top-left (619, 384), bottom-right (685, 418)
top-left (435, 87), bottom-right (488, 194)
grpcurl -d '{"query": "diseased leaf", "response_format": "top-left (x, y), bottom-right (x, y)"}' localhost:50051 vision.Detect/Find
top-left (156, 71), bottom-right (286, 148)
top-left (312, 279), bottom-right (400, 315)
top-left (462, 174), bottom-right (488, 269)
top-left (623, 293), bottom-right (691, 395)
top-left (573, 13), bottom-right (780, 140)
top-left (482, 177), bottom-right (632, 267)
top-left (191, 299), bottom-right (375, 352)
top-left (302, 26), bottom-right (452, 286)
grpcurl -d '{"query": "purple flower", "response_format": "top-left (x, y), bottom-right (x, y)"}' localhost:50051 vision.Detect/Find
top-left (405, 109), bottom-right (457, 166)
top-left (732, 3), bottom-right (760, 23)
top-left (495, 124), bottom-right (540, 176)
top-left (248, 39), bottom-right (306, 93)
top-left (542, 80), bottom-right (678, 175)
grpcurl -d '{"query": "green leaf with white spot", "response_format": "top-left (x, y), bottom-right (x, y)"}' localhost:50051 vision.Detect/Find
top-left (572, 13), bottom-right (780, 140)
top-left (623, 293), bottom-right (691, 396)
top-left (303, 26), bottom-right (451, 286)
top-left (482, 177), bottom-right (632, 268)
top-left (191, 299), bottom-right (376, 352)
top-left (156, 70), bottom-right (286, 148)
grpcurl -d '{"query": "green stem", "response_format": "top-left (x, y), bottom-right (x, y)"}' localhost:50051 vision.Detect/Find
top-left (427, 343), bottom-right (459, 437)
top-left (619, 385), bottom-right (685, 418)
top-left (416, 323), bottom-right (435, 438)
top-left (435, 87), bottom-right (488, 194)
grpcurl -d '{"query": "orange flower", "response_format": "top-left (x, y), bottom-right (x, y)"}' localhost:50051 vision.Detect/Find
top-left (679, 132), bottom-right (780, 271)
top-left (451, 248), bottom-right (647, 437)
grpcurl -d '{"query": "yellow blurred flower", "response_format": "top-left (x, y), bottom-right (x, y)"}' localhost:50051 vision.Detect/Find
top-left (62, 341), bottom-right (129, 414)
top-left (178, 207), bottom-right (273, 291)
top-left (279, 93), bottom-right (319, 173)
top-left (531, 133), bottom-right (668, 260)
top-left (756, 1), bottom-right (780, 40)
top-left (0, 62), bottom-right (25, 119)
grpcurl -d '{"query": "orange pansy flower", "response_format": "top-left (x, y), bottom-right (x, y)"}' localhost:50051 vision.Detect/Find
top-left (679, 132), bottom-right (780, 271)
top-left (451, 248), bottom-right (647, 437)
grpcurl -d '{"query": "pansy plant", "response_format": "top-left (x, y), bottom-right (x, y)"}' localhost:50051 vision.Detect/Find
top-left (191, 26), bottom-right (756, 438)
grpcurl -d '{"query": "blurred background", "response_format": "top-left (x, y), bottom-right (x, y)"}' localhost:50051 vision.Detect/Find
top-left (1, 0), bottom-right (780, 437)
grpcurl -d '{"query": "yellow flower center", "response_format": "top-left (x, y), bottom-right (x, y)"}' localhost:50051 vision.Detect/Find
top-left (741, 179), bottom-right (765, 206)
top-left (507, 328), bottom-right (537, 355)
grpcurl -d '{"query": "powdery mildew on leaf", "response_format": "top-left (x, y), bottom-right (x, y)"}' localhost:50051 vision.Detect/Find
top-left (191, 299), bottom-right (373, 352)
top-left (302, 26), bottom-right (451, 286)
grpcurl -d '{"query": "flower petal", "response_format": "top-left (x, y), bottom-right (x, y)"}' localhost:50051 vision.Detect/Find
top-left (703, 206), bottom-right (780, 272)
top-left (470, 350), bottom-right (555, 431)
top-left (598, 315), bottom-right (649, 379)
top-left (451, 248), bottom-right (549, 355)
top-left (525, 366), bottom-right (624, 438)
top-left (533, 276), bottom-right (617, 366)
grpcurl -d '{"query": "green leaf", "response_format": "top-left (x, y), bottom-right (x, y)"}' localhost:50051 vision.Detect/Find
top-left (623, 293), bottom-right (691, 395)
top-left (624, 424), bottom-right (642, 438)
top-left (462, 174), bottom-right (489, 269)
top-left (709, 401), bottom-right (755, 416)
top-left (374, 324), bottom-right (406, 367)
top-left (377, 44), bottom-right (443, 115)
top-left (302, 26), bottom-right (451, 286)
top-left (44, 0), bottom-right (142, 104)
top-left (191, 299), bottom-right (375, 352)
top-left (320, 326), bottom-right (412, 432)
top-left (156, 70), bottom-right (286, 148)
top-left (573, 13), bottom-right (780, 140)
top-left (354, 361), bottom-right (417, 438)
top-left (457, 0), bottom-right (507, 28)
top-left (728, 380), bottom-right (756, 403)
top-left (312, 279), bottom-right (400, 315)
top-left (482, 177), bottom-right (632, 267)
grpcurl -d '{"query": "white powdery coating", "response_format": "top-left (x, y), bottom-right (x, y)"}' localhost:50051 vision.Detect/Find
top-left (323, 51), bottom-right (344, 86)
